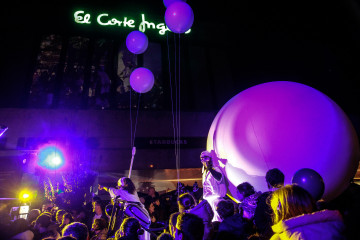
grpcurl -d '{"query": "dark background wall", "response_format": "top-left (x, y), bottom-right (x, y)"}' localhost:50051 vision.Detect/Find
top-left (1, 1), bottom-right (360, 114)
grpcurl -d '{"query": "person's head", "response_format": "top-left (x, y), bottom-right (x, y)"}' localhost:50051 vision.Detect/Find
top-left (41, 200), bottom-right (54, 213)
top-left (70, 208), bottom-right (78, 218)
top-left (72, 208), bottom-right (86, 222)
top-left (28, 209), bottom-right (41, 223)
top-left (200, 151), bottom-right (212, 169)
top-left (61, 213), bottom-right (74, 226)
top-left (236, 182), bottom-right (255, 201)
top-left (50, 206), bottom-right (59, 221)
top-left (78, 208), bottom-right (87, 217)
top-left (157, 232), bottom-right (174, 240)
top-left (216, 200), bottom-right (235, 220)
top-left (117, 177), bottom-right (136, 194)
top-left (175, 213), bottom-right (204, 240)
top-left (56, 209), bottom-right (67, 223)
top-left (62, 222), bottom-right (89, 240)
top-left (266, 168), bottom-right (285, 189)
top-left (92, 196), bottom-right (101, 204)
top-left (148, 187), bottom-right (156, 196)
top-left (177, 182), bottom-right (186, 195)
top-left (35, 213), bottom-right (51, 230)
top-left (192, 182), bottom-right (199, 192)
top-left (116, 217), bottom-right (144, 239)
top-left (169, 212), bottom-right (180, 238)
top-left (93, 200), bottom-right (103, 215)
top-left (40, 212), bottom-right (51, 218)
top-left (177, 193), bottom-right (196, 213)
top-left (92, 218), bottom-right (107, 231)
top-left (270, 184), bottom-right (316, 224)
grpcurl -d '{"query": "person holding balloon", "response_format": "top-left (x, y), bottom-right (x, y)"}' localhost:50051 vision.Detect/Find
top-left (99, 178), bottom-right (151, 240)
top-left (200, 150), bottom-right (227, 222)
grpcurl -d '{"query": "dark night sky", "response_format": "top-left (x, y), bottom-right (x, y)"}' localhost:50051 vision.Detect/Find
top-left (1, 1), bottom-right (360, 119)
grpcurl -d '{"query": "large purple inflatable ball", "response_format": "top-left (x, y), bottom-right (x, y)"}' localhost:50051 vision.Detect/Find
top-left (207, 81), bottom-right (360, 201)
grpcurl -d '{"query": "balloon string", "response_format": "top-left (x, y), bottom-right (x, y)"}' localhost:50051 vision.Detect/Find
top-left (130, 51), bottom-right (137, 149)
top-left (129, 93), bottom-right (141, 178)
top-left (177, 33), bottom-right (181, 193)
top-left (174, 33), bottom-right (179, 196)
top-left (174, 33), bottom-right (182, 197)
top-left (167, 32), bottom-right (178, 161)
top-left (130, 87), bottom-right (133, 148)
top-left (167, 31), bottom-right (181, 196)
top-left (132, 93), bottom-right (141, 148)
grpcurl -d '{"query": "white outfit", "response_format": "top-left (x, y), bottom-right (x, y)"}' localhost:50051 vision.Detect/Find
top-left (108, 187), bottom-right (151, 240)
top-left (109, 187), bottom-right (142, 202)
top-left (202, 166), bottom-right (227, 222)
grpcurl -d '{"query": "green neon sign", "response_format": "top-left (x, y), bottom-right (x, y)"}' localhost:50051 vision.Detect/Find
top-left (74, 10), bottom-right (191, 36)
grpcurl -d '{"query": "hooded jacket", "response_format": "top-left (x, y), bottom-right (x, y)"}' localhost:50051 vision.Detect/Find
top-left (270, 210), bottom-right (346, 240)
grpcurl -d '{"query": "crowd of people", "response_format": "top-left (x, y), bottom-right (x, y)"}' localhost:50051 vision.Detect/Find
top-left (0, 151), bottom-right (359, 240)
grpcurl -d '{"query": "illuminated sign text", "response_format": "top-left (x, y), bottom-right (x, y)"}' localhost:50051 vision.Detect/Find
top-left (74, 10), bottom-right (191, 36)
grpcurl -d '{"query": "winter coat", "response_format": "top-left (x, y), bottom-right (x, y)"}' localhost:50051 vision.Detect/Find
top-left (270, 210), bottom-right (346, 240)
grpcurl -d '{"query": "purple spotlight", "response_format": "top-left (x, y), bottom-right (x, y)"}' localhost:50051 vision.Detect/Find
top-left (37, 145), bottom-right (65, 170)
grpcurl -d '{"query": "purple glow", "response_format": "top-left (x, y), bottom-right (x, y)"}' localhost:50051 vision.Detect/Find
top-left (37, 144), bottom-right (67, 171)
top-left (207, 81), bottom-right (360, 201)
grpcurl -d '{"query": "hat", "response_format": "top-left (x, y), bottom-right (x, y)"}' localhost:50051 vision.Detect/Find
top-left (200, 151), bottom-right (212, 162)
top-left (200, 150), bottom-right (211, 157)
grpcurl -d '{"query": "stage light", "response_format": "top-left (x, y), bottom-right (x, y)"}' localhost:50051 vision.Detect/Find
top-left (37, 145), bottom-right (65, 170)
top-left (22, 193), bottom-right (29, 199)
top-left (52, 156), bottom-right (62, 166)
top-left (19, 190), bottom-right (32, 202)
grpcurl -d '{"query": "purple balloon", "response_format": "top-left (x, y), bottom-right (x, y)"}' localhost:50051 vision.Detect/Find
top-left (165, 2), bottom-right (194, 33)
top-left (292, 168), bottom-right (325, 201)
top-left (130, 67), bottom-right (154, 93)
top-left (163, 0), bottom-right (186, 8)
top-left (126, 31), bottom-right (148, 54)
